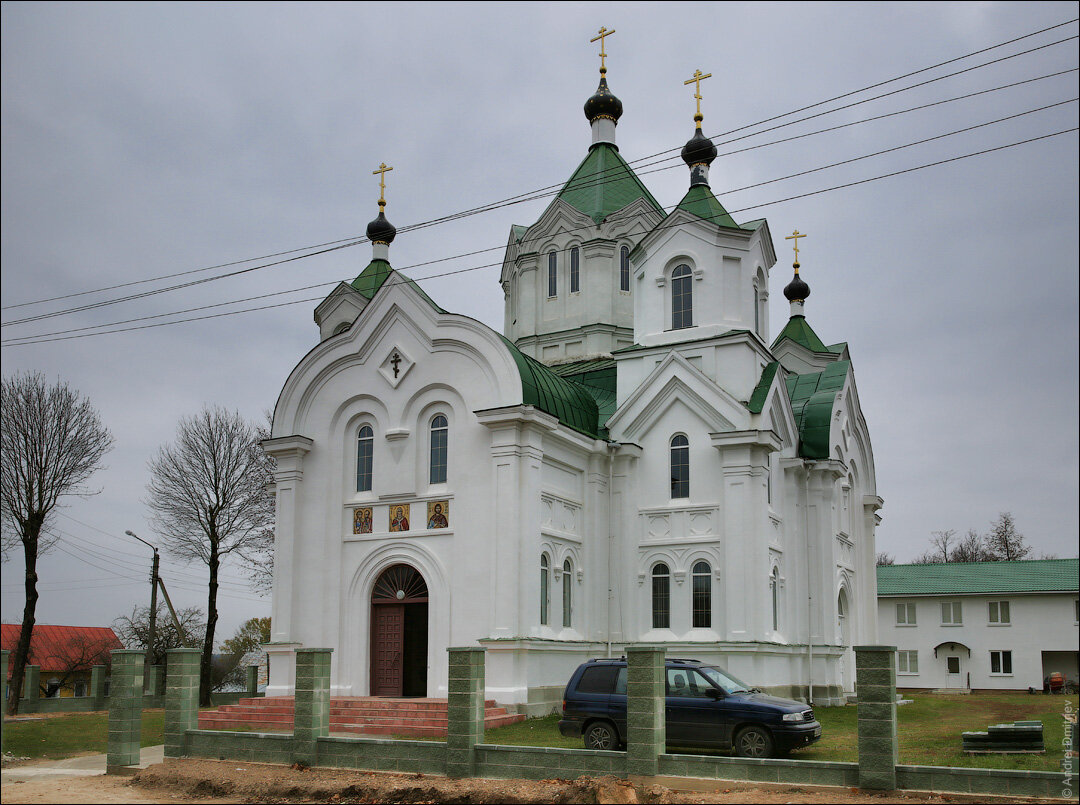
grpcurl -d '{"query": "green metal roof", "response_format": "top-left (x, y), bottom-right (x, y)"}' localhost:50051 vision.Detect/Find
top-left (511, 225), bottom-right (528, 244)
top-left (772, 315), bottom-right (829, 353)
top-left (785, 360), bottom-right (849, 459)
top-left (673, 184), bottom-right (742, 230)
top-left (350, 260), bottom-right (445, 313)
top-left (555, 143), bottom-right (664, 224)
top-left (549, 358), bottom-right (617, 436)
top-left (748, 361), bottom-right (780, 414)
top-left (498, 338), bottom-right (601, 438)
top-left (877, 559), bottom-right (1080, 596)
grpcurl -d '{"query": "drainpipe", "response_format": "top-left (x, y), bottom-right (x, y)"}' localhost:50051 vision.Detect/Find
top-left (606, 442), bottom-right (617, 659)
top-left (803, 461), bottom-right (814, 707)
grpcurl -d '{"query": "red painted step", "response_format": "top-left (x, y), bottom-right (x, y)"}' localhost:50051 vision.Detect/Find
top-left (196, 696), bottom-right (524, 737)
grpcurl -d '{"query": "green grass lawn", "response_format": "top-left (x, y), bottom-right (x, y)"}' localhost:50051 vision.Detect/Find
top-left (480, 692), bottom-right (1077, 772)
top-left (2, 709), bottom-right (165, 760)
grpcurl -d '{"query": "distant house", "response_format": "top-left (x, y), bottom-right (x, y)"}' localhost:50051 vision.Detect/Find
top-left (1, 623), bottom-right (122, 698)
top-left (876, 559), bottom-right (1079, 691)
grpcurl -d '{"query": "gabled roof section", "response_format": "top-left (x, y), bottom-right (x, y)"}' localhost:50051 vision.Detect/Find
top-left (1, 623), bottom-right (122, 670)
top-left (772, 315), bottom-right (829, 353)
top-left (748, 361), bottom-right (780, 414)
top-left (350, 260), bottom-right (445, 313)
top-left (785, 360), bottom-right (850, 459)
top-left (877, 559), bottom-right (1080, 596)
top-left (498, 337), bottom-right (600, 438)
top-left (555, 143), bottom-right (664, 224)
top-left (511, 225), bottom-right (528, 244)
top-left (674, 184), bottom-right (743, 230)
top-left (548, 358), bottom-right (617, 436)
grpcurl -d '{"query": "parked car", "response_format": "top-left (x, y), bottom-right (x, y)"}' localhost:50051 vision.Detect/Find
top-left (558, 657), bottom-right (821, 758)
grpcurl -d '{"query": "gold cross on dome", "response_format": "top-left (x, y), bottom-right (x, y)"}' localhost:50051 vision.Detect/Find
top-left (785, 229), bottom-right (807, 266)
top-left (372, 162), bottom-right (393, 206)
top-left (684, 69), bottom-right (713, 127)
top-left (590, 27), bottom-right (615, 72)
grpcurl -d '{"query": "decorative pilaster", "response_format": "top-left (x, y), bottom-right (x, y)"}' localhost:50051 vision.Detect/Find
top-left (446, 646), bottom-right (486, 778)
top-left (855, 645), bottom-right (898, 790)
top-left (626, 645), bottom-right (665, 778)
top-left (164, 648), bottom-right (200, 759)
top-left (293, 648), bottom-right (332, 765)
top-left (106, 650), bottom-right (144, 773)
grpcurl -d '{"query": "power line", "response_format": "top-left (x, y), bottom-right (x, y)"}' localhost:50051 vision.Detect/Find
top-left (3, 19), bottom-right (1074, 316)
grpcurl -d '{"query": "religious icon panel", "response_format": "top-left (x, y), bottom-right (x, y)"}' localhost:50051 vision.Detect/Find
top-left (427, 500), bottom-right (449, 529)
top-left (389, 504), bottom-right (411, 533)
top-left (353, 507), bottom-right (373, 535)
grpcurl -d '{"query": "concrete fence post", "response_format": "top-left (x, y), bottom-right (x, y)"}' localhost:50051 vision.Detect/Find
top-left (146, 664), bottom-right (165, 701)
top-left (854, 645), bottom-right (898, 790)
top-left (446, 646), bottom-right (486, 778)
top-left (22, 665), bottom-right (41, 714)
top-left (90, 664), bottom-right (108, 710)
top-left (626, 645), bottom-right (666, 778)
top-left (106, 649), bottom-right (145, 773)
top-left (164, 648), bottom-right (201, 759)
top-left (293, 648), bottom-right (332, 766)
top-left (246, 665), bottom-right (259, 696)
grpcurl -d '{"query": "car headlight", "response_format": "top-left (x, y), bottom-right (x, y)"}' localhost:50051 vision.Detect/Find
top-left (782, 711), bottom-right (810, 722)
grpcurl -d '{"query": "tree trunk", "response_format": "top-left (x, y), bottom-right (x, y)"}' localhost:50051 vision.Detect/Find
top-left (199, 544), bottom-right (220, 707)
top-left (6, 518), bottom-right (42, 716)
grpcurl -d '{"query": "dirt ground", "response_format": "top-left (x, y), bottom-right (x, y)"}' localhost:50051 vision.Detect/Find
top-left (0, 758), bottom-right (1071, 804)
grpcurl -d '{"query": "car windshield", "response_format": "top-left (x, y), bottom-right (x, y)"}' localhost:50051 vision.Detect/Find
top-left (696, 665), bottom-right (753, 694)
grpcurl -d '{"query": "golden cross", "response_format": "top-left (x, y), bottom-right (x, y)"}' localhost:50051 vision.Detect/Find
top-left (372, 162), bottom-right (393, 206)
top-left (684, 69), bottom-right (713, 127)
top-left (785, 229), bottom-right (807, 266)
top-left (590, 27), bottom-right (615, 72)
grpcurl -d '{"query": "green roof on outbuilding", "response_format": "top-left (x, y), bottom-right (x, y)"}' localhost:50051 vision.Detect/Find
top-left (498, 338), bottom-right (601, 438)
top-left (673, 184), bottom-right (742, 230)
top-left (785, 360), bottom-right (849, 459)
top-left (772, 315), bottom-right (829, 353)
top-left (877, 559), bottom-right (1079, 596)
top-left (556, 143), bottom-right (664, 224)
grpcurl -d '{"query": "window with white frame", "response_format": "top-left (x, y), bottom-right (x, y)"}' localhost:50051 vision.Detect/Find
top-left (562, 558), bottom-right (573, 628)
top-left (691, 560), bottom-right (711, 628)
top-left (770, 566), bottom-right (781, 631)
top-left (356, 425), bottom-right (374, 492)
top-left (897, 650), bottom-right (919, 675)
top-left (895, 602), bottom-right (916, 626)
top-left (988, 600), bottom-right (1010, 625)
top-left (652, 563), bottom-right (671, 629)
top-left (670, 435), bottom-right (689, 499)
top-left (671, 264), bottom-right (693, 329)
top-left (940, 601), bottom-right (962, 625)
top-left (429, 415), bottom-right (448, 484)
top-left (540, 553), bottom-right (550, 626)
top-left (990, 650), bottom-right (1013, 675)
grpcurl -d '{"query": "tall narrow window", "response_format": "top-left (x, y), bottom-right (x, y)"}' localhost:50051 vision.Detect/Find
top-left (753, 282), bottom-right (761, 334)
top-left (670, 435), bottom-right (689, 499)
top-left (620, 245), bottom-right (630, 292)
top-left (652, 563), bottom-right (670, 629)
top-left (692, 560), bottom-right (711, 628)
top-left (356, 425), bottom-right (374, 492)
top-left (570, 247), bottom-right (580, 293)
top-left (562, 559), bottom-right (573, 627)
top-left (429, 414), bottom-right (448, 484)
top-left (770, 567), bottom-right (780, 631)
top-left (547, 251), bottom-right (557, 297)
top-left (671, 264), bottom-right (693, 329)
top-left (540, 554), bottom-right (550, 625)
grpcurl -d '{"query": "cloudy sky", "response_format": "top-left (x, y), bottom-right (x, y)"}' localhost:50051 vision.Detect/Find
top-left (2, 2), bottom-right (1077, 644)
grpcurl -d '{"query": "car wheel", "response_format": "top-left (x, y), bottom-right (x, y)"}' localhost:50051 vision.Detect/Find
top-left (584, 721), bottom-right (618, 751)
top-left (734, 725), bottom-right (775, 758)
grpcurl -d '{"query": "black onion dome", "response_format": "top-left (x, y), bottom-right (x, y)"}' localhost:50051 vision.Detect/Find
top-left (366, 209), bottom-right (396, 244)
top-left (783, 269), bottom-right (811, 302)
top-left (681, 127), bottom-right (717, 167)
top-left (584, 75), bottom-right (623, 123)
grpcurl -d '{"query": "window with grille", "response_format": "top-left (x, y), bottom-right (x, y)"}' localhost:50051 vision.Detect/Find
top-left (670, 435), bottom-right (689, 499)
top-left (671, 264), bottom-right (693, 329)
top-left (620, 246), bottom-right (630, 291)
top-left (356, 425), bottom-right (374, 492)
top-left (570, 247), bottom-right (580, 293)
top-left (429, 415), bottom-right (448, 484)
top-left (692, 560), bottom-right (711, 628)
top-left (652, 563), bottom-right (670, 629)
top-left (547, 251), bottom-right (557, 297)
top-left (562, 559), bottom-right (573, 627)
top-left (540, 554), bottom-right (550, 625)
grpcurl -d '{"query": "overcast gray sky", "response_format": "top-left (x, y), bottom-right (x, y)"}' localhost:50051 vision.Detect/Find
top-left (2, 2), bottom-right (1078, 645)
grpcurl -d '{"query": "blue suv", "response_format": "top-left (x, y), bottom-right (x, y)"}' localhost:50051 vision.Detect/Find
top-left (558, 658), bottom-right (821, 758)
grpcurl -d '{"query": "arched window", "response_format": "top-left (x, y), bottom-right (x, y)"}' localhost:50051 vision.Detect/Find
top-left (651, 563), bottom-right (670, 629)
top-left (562, 558), bottom-right (573, 627)
top-left (770, 567), bottom-right (781, 631)
top-left (570, 247), bottom-right (580, 293)
top-left (547, 251), bottom-right (557, 297)
top-left (429, 415), bottom-right (448, 484)
top-left (692, 560), bottom-right (712, 628)
top-left (620, 246), bottom-right (630, 292)
top-left (670, 435), bottom-right (689, 499)
top-left (753, 281), bottom-right (761, 334)
top-left (671, 264), bottom-right (693, 329)
top-left (540, 554), bottom-right (550, 625)
top-left (356, 425), bottom-right (374, 492)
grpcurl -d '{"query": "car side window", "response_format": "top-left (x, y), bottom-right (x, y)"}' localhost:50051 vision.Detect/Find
top-left (576, 665), bottom-right (619, 694)
top-left (613, 667), bottom-right (627, 696)
top-left (666, 667), bottom-right (713, 698)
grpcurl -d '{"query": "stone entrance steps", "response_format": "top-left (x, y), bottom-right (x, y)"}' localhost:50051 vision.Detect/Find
top-left (197, 696), bottom-right (524, 737)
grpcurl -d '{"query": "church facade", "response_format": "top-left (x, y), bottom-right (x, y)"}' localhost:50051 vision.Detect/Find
top-left (263, 55), bottom-right (882, 711)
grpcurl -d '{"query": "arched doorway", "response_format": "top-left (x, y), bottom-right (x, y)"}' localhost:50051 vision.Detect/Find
top-left (837, 589), bottom-right (852, 693)
top-left (370, 564), bottom-right (428, 697)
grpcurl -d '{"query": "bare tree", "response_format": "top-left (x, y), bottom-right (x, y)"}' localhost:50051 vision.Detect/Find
top-left (145, 406), bottom-right (269, 705)
top-left (984, 512), bottom-right (1031, 561)
top-left (1, 373), bottom-right (113, 715)
top-left (113, 604), bottom-right (206, 666)
top-left (929, 529), bottom-right (956, 563)
top-left (950, 528), bottom-right (988, 563)
top-left (237, 412), bottom-right (275, 595)
top-left (35, 631), bottom-right (116, 697)
top-left (875, 552), bottom-right (895, 566)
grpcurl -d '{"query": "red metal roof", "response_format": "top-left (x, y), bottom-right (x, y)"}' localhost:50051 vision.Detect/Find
top-left (2, 623), bottom-right (123, 673)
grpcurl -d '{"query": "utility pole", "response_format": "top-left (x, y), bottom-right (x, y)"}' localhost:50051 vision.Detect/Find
top-left (126, 530), bottom-right (159, 687)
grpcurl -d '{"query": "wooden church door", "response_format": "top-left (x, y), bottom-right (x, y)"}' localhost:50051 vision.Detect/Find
top-left (371, 604), bottom-right (405, 696)
top-left (370, 564), bottom-right (429, 697)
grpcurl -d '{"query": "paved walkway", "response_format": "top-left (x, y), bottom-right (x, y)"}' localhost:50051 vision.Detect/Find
top-left (2, 745), bottom-right (164, 782)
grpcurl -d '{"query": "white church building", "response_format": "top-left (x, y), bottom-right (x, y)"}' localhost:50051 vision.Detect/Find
top-left (263, 51), bottom-right (882, 712)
